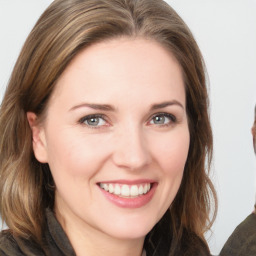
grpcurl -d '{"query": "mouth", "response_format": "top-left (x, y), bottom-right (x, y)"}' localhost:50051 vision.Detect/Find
top-left (97, 181), bottom-right (157, 208)
top-left (98, 182), bottom-right (152, 198)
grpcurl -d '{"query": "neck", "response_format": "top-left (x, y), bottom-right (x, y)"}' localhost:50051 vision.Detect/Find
top-left (55, 206), bottom-right (145, 256)
top-left (73, 233), bottom-right (144, 256)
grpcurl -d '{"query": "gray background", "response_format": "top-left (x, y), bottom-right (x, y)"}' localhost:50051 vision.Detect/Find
top-left (1, 1), bottom-right (256, 254)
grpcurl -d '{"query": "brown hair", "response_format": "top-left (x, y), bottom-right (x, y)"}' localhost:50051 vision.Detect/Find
top-left (0, 0), bottom-right (217, 254)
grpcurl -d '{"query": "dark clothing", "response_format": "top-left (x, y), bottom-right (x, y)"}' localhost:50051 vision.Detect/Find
top-left (0, 209), bottom-right (75, 256)
top-left (220, 213), bottom-right (256, 256)
top-left (0, 209), bottom-right (211, 256)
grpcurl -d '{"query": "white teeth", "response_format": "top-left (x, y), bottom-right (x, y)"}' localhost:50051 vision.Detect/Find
top-left (143, 184), bottom-right (148, 194)
top-left (130, 185), bottom-right (139, 196)
top-left (114, 185), bottom-right (121, 195)
top-left (138, 185), bottom-right (143, 195)
top-left (99, 183), bottom-right (151, 197)
top-left (103, 184), bottom-right (108, 191)
top-left (109, 184), bottom-right (114, 193)
top-left (121, 185), bottom-right (130, 197)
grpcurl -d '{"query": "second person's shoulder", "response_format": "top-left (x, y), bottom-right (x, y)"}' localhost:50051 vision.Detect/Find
top-left (220, 213), bottom-right (256, 256)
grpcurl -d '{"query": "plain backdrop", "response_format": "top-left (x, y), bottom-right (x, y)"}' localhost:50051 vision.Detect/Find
top-left (0, 1), bottom-right (256, 255)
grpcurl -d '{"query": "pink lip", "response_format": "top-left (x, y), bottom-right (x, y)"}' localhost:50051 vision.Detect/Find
top-left (98, 182), bottom-right (157, 209)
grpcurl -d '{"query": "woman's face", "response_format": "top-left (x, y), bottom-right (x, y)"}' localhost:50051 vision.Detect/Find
top-left (30, 38), bottom-right (190, 241)
top-left (253, 118), bottom-right (256, 153)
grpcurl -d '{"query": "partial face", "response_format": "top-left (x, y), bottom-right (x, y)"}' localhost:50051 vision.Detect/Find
top-left (30, 38), bottom-right (190, 241)
top-left (253, 108), bottom-right (256, 153)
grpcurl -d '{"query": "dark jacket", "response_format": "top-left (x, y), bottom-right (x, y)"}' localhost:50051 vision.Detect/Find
top-left (220, 213), bottom-right (256, 256)
top-left (0, 209), bottom-right (211, 256)
top-left (0, 209), bottom-right (75, 256)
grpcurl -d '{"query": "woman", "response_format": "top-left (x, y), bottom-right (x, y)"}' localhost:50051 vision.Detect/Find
top-left (0, 0), bottom-right (217, 255)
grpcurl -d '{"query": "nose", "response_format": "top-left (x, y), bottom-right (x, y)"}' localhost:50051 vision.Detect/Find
top-left (112, 126), bottom-right (151, 171)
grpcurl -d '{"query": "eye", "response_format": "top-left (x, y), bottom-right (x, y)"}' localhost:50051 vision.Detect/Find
top-left (79, 114), bottom-right (108, 128)
top-left (149, 113), bottom-right (176, 126)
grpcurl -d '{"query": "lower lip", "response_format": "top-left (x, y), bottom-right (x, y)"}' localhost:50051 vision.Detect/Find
top-left (99, 183), bottom-right (157, 208)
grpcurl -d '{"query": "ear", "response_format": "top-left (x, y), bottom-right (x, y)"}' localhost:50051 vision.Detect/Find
top-left (253, 124), bottom-right (256, 154)
top-left (27, 112), bottom-right (48, 163)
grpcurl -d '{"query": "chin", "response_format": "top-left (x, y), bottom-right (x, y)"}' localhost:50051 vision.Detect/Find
top-left (102, 216), bottom-right (157, 240)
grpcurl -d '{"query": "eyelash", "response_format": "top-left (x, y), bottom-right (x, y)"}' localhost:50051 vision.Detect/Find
top-left (78, 112), bottom-right (177, 129)
top-left (78, 114), bottom-right (108, 129)
top-left (149, 112), bottom-right (177, 127)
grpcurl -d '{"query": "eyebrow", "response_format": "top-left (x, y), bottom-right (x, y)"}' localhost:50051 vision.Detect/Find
top-left (69, 103), bottom-right (115, 112)
top-left (150, 100), bottom-right (184, 110)
top-left (69, 100), bottom-right (184, 112)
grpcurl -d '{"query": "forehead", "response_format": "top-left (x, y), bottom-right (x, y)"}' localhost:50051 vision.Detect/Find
top-left (49, 37), bottom-right (185, 108)
top-left (64, 37), bottom-right (181, 79)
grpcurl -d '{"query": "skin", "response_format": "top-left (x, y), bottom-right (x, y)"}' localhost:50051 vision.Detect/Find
top-left (28, 38), bottom-right (190, 256)
top-left (251, 106), bottom-right (256, 215)
top-left (252, 111), bottom-right (256, 153)
top-left (252, 109), bottom-right (256, 214)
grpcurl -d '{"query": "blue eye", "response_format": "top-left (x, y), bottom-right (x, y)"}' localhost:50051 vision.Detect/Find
top-left (149, 113), bottom-right (176, 126)
top-left (79, 115), bottom-right (107, 127)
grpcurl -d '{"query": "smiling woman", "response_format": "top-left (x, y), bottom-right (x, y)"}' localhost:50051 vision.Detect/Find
top-left (0, 0), bottom-right (216, 256)
top-left (27, 38), bottom-right (190, 248)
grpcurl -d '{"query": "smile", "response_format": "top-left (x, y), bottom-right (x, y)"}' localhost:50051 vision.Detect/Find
top-left (99, 183), bottom-right (151, 198)
top-left (97, 181), bottom-right (157, 208)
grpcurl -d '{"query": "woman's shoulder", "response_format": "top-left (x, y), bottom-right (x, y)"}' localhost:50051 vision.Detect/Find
top-left (0, 230), bottom-right (45, 256)
top-left (180, 229), bottom-right (211, 256)
top-left (0, 230), bottom-right (24, 256)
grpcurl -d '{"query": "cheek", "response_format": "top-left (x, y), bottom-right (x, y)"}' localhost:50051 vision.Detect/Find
top-left (151, 128), bottom-right (190, 175)
top-left (45, 129), bottom-right (113, 178)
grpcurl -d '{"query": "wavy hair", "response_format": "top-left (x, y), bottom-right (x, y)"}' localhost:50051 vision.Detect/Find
top-left (0, 0), bottom-right (217, 254)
